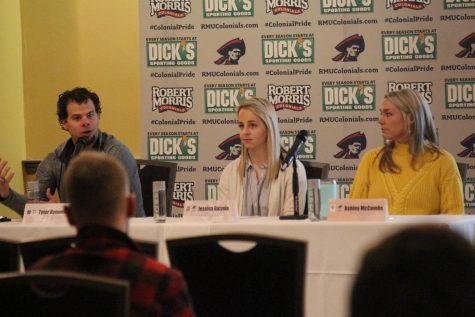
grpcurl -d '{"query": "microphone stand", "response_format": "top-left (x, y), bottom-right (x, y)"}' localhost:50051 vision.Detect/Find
top-left (279, 159), bottom-right (307, 220)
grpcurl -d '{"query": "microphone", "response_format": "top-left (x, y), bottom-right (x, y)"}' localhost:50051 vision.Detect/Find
top-left (73, 137), bottom-right (88, 156)
top-left (281, 130), bottom-right (308, 171)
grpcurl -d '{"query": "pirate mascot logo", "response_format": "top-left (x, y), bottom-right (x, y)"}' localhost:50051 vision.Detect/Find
top-left (458, 133), bottom-right (475, 157)
top-left (456, 32), bottom-right (475, 58)
top-left (215, 134), bottom-right (242, 160)
top-left (332, 34), bottom-right (365, 62)
top-left (334, 132), bottom-right (367, 159)
top-left (214, 38), bottom-right (246, 65)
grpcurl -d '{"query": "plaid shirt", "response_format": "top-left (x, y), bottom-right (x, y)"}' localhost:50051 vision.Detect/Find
top-left (33, 225), bottom-right (195, 317)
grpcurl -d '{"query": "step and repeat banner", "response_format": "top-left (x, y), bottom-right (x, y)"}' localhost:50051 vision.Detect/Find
top-left (139, 0), bottom-right (475, 215)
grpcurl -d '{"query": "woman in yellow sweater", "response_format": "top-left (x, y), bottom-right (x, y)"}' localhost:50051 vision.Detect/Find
top-left (350, 88), bottom-right (464, 215)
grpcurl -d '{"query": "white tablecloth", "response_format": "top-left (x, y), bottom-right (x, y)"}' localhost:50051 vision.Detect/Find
top-left (1, 215), bottom-right (474, 317)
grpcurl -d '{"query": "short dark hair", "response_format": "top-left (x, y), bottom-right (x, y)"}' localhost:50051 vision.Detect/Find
top-left (64, 152), bottom-right (128, 222)
top-left (351, 225), bottom-right (475, 317)
top-left (57, 87), bottom-right (102, 124)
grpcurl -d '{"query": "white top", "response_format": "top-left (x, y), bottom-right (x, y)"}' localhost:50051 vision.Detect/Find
top-left (218, 156), bottom-right (307, 216)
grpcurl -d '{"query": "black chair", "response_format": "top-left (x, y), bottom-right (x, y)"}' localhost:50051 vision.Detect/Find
top-left (0, 239), bottom-right (21, 272)
top-left (0, 270), bottom-right (129, 317)
top-left (137, 159), bottom-right (177, 217)
top-left (136, 240), bottom-right (158, 259)
top-left (167, 234), bottom-right (307, 317)
top-left (300, 161), bottom-right (330, 215)
top-left (22, 237), bottom-right (159, 267)
top-left (300, 160), bottom-right (330, 180)
top-left (20, 237), bottom-right (75, 270)
top-left (456, 162), bottom-right (468, 183)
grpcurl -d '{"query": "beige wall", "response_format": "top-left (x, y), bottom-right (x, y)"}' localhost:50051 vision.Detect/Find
top-left (0, 0), bottom-right (139, 218)
top-left (0, 0), bottom-right (26, 219)
top-left (22, 0), bottom-right (140, 158)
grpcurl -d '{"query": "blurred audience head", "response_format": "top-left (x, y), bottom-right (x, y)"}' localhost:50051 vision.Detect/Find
top-left (351, 225), bottom-right (475, 317)
top-left (64, 152), bottom-right (135, 229)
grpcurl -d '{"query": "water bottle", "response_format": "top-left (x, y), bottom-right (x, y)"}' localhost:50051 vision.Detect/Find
top-left (319, 179), bottom-right (338, 220)
top-left (308, 179), bottom-right (321, 221)
top-left (26, 181), bottom-right (40, 203)
top-left (153, 181), bottom-right (167, 223)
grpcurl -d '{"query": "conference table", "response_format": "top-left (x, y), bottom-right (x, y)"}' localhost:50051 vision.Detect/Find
top-left (1, 215), bottom-right (474, 317)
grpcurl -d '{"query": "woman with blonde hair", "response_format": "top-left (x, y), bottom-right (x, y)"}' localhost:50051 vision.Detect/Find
top-left (350, 88), bottom-right (464, 214)
top-left (219, 97), bottom-right (307, 216)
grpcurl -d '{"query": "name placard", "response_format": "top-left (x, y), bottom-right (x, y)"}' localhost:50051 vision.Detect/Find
top-left (22, 203), bottom-right (68, 224)
top-left (327, 199), bottom-right (388, 222)
top-left (183, 200), bottom-right (238, 222)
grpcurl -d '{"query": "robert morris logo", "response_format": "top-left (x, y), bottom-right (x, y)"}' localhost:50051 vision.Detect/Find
top-left (152, 86), bottom-right (193, 113)
top-left (386, 0), bottom-right (431, 10)
top-left (266, 0), bottom-right (308, 15)
top-left (148, 132), bottom-right (198, 161)
top-left (457, 133), bottom-right (475, 157)
top-left (205, 83), bottom-right (256, 113)
top-left (268, 84), bottom-right (311, 111)
top-left (322, 81), bottom-right (376, 111)
top-left (333, 34), bottom-right (365, 62)
top-left (334, 132), bottom-right (367, 159)
top-left (149, 0), bottom-right (192, 18)
top-left (456, 32), bottom-right (475, 58)
top-left (262, 34), bottom-right (314, 64)
top-left (173, 182), bottom-right (194, 208)
top-left (281, 130), bottom-right (316, 160)
top-left (445, 79), bottom-right (475, 109)
top-left (216, 134), bottom-right (241, 160)
top-left (215, 38), bottom-right (246, 65)
top-left (388, 81), bottom-right (433, 104)
top-left (203, 0), bottom-right (254, 18)
top-left (147, 37), bottom-right (197, 66)
top-left (382, 30), bottom-right (436, 61)
top-left (445, 0), bottom-right (475, 9)
top-left (321, 0), bottom-right (373, 14)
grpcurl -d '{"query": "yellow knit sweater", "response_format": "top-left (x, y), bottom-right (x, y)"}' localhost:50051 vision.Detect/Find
top-left (350, 143), bottom-right (464, 215)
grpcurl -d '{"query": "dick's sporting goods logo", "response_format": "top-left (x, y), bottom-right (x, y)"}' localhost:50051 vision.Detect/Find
top-left (445, 79), bottom-right (475, 109)
top-left (205, 179), bottom-right (219, 200)
top-left (203, 0), bottom-right (254, 18)
top-left (149, 0), bottom-right (192, 18)
top-left (382, 30), bottom-right (436, 61)
top-left (262, 34), bottom-right (314, 65)
top-left (388, 82), bottom-right (433, 104)
top-left (152, 87), bottom-right (193, 113)
top-left (147, 37), bottom-right (197, 66)
top-left (337, 178), bottom-right (353, 199)
top-left (465, 179), bottom-right (475, 209)
top-left (322, 81), bottom-right (375, 111)
top-left (281, 130), bottom-right (316, 159)
top-left (148, 132), bottom-right (198, 161)
top-left (444, 0), bottom-right (475, 9)
top-left (173, 182), bottom-right (194, 208)
top-left (321, 0), bottom-right (373, 14)
top-left (205, 83), bottom-right (255, 113)
top-left (268, 84), bottom-right (311, 111)
top-left (266, 0), bottom-right (309, 14)
top-left (386, 0), bottom-right (431, 10)
top-left (216, 134), bottom-right (241, 160)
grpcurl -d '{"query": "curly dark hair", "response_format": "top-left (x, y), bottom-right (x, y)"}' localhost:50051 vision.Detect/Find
top-left (57, 87), bottom-right (102, 124)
